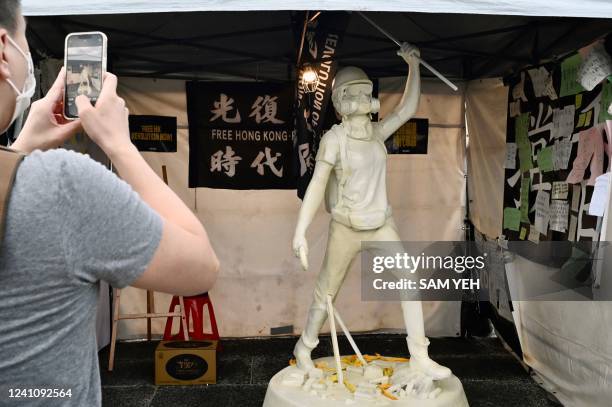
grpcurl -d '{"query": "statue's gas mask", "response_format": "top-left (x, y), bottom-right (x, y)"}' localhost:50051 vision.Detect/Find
top-left (331, 67), bottom-right (380, 118)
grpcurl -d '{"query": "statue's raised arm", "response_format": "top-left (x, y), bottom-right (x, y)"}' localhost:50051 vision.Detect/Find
top-left (377, 43), bottom-right (421, 141)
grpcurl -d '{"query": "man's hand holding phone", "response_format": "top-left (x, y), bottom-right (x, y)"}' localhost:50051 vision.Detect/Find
top-left (75, 72), bottom-right (134, 158)
top-left (11, 67), bottom-right (82, 153)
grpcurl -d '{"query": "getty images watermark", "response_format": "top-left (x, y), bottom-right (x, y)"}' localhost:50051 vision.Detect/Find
top-left (361, 241), bottom-right (612, 301)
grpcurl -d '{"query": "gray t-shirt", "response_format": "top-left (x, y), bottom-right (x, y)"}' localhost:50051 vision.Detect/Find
top-left (0, 149), bottom-right (163, 406)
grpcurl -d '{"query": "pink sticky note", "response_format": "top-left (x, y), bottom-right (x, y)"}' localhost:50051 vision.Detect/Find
top-left (566, 126), bottom-right (604, 185)
top-left (605, 121), bottom-right (612, 171)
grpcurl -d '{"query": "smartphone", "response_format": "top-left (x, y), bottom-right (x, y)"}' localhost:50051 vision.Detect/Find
top-left (63, 32), bottom-right (107, 120)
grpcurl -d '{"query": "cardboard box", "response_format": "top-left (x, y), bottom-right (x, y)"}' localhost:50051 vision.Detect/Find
top-left (155, 340), bottom-right (217, 385)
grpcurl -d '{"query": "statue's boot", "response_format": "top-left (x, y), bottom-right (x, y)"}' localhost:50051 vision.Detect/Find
top-left (294, 304), bottom-right (328, 372)
top-left (407, 336), bottom-right (452, 380)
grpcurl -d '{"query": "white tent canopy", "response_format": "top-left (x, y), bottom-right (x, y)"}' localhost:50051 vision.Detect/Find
top-left (21, 0), bottom-right (612, 18)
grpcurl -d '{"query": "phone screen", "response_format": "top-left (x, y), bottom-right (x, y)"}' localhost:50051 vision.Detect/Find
top-left (65, 33), bottom-right (104, 118)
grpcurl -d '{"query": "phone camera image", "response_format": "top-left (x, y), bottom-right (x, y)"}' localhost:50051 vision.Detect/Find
top-left (65, 35), bottom-right (104, 118)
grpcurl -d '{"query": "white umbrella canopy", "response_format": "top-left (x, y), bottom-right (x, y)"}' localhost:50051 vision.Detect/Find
top-left (21, 0), bottom-right (612, 18)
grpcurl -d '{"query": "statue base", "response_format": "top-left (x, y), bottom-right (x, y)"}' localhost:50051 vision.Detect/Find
top-left (263, 356), bottom-right (469, 407)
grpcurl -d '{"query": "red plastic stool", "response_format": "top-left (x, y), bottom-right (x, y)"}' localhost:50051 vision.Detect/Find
top-left (164, 293), bottom-right (220, 346)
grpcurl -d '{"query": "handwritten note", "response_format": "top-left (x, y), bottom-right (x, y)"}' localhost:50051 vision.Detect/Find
top-left (560, 54), bottom-right (585, 97)
top-left (552, 105), bottom-right (575, 139)
top-left (504, 207), bottom-right (521, 232)
top-left (521, 176), bottom-right (531, 223)
top-left (551, 181), bottom-right (569, 200)
top-left (571, 184), bottom-right (581, 211)
top-left (528, 67), bottom-right (558, 100)
top-left (505, 143), bottom-right (517, 169)
top-left (519, 226), bottom-right (527, 240)
top-left (528, 226), bottom-right (540, 244)
top-left (537, 146), bottom-right (554, 172)
top-left (534, 190), bottom-right (550, 235)
top-left (550, 200), bottom-right (569, 232)
top-left (553, 138), bottom-right (572, 171)
top-left (578, 44), bottom-right (612, 91)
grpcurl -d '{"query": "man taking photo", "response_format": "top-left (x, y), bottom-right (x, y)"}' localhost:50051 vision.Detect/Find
top-left (0, 1), bottom-right (220, 405)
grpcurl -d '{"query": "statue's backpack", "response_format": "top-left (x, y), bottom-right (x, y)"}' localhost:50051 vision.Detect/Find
top-left (0, 146), bottom-right (25, 245)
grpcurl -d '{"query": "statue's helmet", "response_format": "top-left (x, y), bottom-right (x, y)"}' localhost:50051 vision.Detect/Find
top-left (332, 66), bottom-right (372, 94)
top-left (331, 67), bottom-right (379, 116)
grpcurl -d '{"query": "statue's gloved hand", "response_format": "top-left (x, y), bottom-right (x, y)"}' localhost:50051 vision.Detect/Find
top-left (292, 234), bottom-right (309, 271)
top-left (397, 42), bottom-right (420, 65)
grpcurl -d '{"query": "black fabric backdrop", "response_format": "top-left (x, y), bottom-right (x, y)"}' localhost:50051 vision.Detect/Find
top-left (503, 52), bottom-right (610, 243)
top-left (187, 81), bottom-right (295, 189)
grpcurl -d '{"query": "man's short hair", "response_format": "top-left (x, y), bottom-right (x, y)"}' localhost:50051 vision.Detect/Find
top-left (0, 0), bottom-right (21, 34)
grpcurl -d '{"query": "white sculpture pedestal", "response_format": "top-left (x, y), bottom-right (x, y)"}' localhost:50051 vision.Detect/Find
top-left (263, 356), bottom-right (469, 407)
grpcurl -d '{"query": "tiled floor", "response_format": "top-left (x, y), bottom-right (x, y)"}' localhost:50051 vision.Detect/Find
top-left (98, 335), bottom-right (560, 407)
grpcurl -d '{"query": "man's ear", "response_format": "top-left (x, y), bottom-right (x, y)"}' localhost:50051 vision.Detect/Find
top-left (0, 30), bottom-right (11, 81)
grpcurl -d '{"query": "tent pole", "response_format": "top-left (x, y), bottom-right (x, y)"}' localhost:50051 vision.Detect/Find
top-left (296, 11), bottom-right (311, 68)
top-left (355, 11), bottom-right (458, 91)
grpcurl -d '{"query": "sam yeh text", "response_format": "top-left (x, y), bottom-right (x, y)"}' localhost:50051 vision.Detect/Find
top-left (373, 278), bottom-right (480, 291)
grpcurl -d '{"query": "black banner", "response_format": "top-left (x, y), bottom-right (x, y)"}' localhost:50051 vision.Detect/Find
top-left (129, 115), bottom-right (177, 153)
top-left (187, 81), bottom-right (295, 189)
top-left (295, 11), bottom-right (350, 199)
top-left (385, 118), bottom-right (429, 154)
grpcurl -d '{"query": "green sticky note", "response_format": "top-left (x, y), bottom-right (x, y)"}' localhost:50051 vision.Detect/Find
top-left (560, 54), bottom-right (585, 97)
top-left (515, 113), bottom-right (529, 145)
top-left (515, 113), bottom-right (532, 171)
top-left (520, 176), bottom-right (531, 222)
top-left (538, 146), bottom-right (554, 172)
top-left (518, 146), bottom-right (533, 171)
top-left (519, 227), bottom-right (527, 240)
top-left (599, 80), bottom-right (612, 123)
top-left (504, 207), bottom-right (521, 232)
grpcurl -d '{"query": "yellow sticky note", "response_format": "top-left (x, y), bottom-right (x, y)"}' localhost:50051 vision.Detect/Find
top-left (576, 93), bottom-right (583, 108)
top-left (585, 110), bottom-right (592, 127)
top-left (577, 113), bottom-right (586, 127)
top-left (520, 227), bottom-right (527, 240)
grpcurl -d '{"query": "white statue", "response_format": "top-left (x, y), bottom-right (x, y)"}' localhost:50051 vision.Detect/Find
top-left (292, 43), bottom-right (451, 381)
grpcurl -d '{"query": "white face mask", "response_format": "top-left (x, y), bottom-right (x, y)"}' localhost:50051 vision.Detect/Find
top-left (334, 84), bottom-right (380, 118)
top-left (2, 36), bottom-right (36, 134)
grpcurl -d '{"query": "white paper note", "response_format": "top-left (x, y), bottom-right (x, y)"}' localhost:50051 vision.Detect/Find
top-left (571, 184), bottom-right (581, 211)
top-left (509, 100), bottom-right (520, 118)
top-left (578, 44), bottom-right (612, 91)
top-left (528, 67), bottom-right (558, 100)
top-left (512, 72), bottom-right (527, 101)
top-left (568, 215), bottom-right (578, 241)
top-left (534, 190), bottom-right (551, 234)
top-left (505, 143), bottom-right (517, 169)
top-left (552, 105), bottom-right (575, 139)
top-left (588, 173), bottom-right (611, 217)
top-left (550, 200), bottom-right (569, 232)
top-left (551, 181), bottom-right (569, 200)
top-left (553, 138), bottom-right (572, 170)
top-left (528, 226), bottom-right (540, 244)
